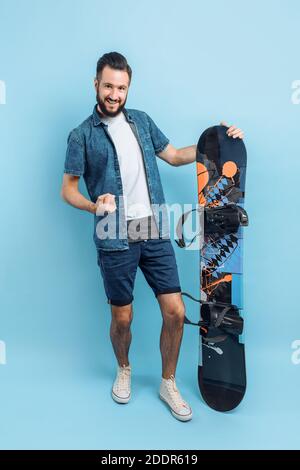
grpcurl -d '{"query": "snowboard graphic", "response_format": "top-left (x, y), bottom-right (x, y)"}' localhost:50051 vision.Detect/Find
top-left (176, 125), bottom-right (248, 412)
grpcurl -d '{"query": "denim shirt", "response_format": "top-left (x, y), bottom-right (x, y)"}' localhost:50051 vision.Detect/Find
top-left (64, 105), bottom-right (170, 251)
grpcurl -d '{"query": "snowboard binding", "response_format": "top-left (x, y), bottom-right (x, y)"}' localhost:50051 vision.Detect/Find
top-left (200, 302), bottom-right (244, 342)
top-left (175, 204), bottom-right (248, 248)
top-left (182, 294), bottom-right (244, 342)
top-left (205, 204), bottom-right (248, 236)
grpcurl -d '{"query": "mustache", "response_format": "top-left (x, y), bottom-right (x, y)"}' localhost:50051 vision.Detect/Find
top-left (96, 93), bottom-right (127, 117)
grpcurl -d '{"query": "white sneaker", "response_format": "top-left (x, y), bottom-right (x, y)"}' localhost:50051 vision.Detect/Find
top-left (159, 375), bottom-right (192, 421)
top-left (112, 364), bottom-right (131, 404)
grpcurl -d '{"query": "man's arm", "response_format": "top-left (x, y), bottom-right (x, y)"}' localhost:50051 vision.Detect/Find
top-left (158, 124), bottom-right (244, 167)
top-left (60, 174), bottom-right (116, 215)
top-left (158, 144), bottom-right (196, 166)
top-left (61, 174), bottom-right (97, 213)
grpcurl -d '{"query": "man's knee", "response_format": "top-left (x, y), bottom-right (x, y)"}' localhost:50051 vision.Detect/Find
top-left (111, 304), bottom-right (133, 329)
top-left (162, 301), bottom-right (185, 325)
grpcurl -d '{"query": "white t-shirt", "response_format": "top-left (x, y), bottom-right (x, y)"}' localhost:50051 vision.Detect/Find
top-left (100, 111), bottom-right (153, 221)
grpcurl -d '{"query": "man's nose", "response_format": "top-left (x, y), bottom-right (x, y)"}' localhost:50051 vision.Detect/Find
top-left (110, 89), bottom-right (119, 100)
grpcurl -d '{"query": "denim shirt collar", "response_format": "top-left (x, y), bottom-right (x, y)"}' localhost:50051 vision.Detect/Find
top-left (92, 104), bottom-right (134, 127)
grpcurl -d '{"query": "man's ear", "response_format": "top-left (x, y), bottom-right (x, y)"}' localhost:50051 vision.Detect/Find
top-left (94, 78), bottom-right (99, 91)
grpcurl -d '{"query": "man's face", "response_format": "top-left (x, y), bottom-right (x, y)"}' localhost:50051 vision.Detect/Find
top-left (94, 65), bottom-right (130, 117)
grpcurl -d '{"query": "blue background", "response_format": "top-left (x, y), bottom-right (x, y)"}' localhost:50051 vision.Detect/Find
top-left (0, 0), bottom-right (299, 450)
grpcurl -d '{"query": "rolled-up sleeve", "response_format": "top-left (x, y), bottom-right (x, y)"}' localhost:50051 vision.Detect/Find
top-left (146, 113), bottom-right (169, 155)
top-left (64, 129), bottom-right (86, 176)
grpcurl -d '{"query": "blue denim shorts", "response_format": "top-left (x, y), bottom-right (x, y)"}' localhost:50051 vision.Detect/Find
top-left (96, 239), bottom-right (181, 306)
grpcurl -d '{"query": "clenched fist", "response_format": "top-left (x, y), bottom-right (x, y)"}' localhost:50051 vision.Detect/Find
top-left (96, 193), bottom-right (116, 216)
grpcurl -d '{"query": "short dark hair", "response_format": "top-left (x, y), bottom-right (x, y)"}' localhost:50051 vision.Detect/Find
top-left (96, 52), bottom-right (132, 83)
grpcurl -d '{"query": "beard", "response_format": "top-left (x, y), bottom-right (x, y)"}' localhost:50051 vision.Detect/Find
top-left (96, 91), bottom-right (127, 118)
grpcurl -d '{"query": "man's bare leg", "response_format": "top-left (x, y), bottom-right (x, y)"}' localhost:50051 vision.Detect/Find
top-left (110, 303), bottom-right (133, 367)
top-left (157, 292), bottom-right (185, 379)
top-left (157, 292), bottom-right (192, 421)
top-left (110, 303), bottom-right (133, 404)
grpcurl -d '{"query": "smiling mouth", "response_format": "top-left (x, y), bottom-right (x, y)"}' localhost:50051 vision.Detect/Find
top-left (106, 98), bottom-right (119, 105)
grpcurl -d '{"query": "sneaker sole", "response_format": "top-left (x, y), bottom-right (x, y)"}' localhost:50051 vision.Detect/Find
top-left (112, 390), bottom-right (131, 404)
top-left (159, 394), bottom-right (193, 422)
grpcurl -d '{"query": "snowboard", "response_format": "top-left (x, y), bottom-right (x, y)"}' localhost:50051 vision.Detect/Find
top-left (176, 125), bottom-right (248, 412)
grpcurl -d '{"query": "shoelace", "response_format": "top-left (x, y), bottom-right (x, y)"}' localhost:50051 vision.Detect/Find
top-left (116, 366), bottom-right (131, 390)
top-left (166, 375), bottom-right (188, 409)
